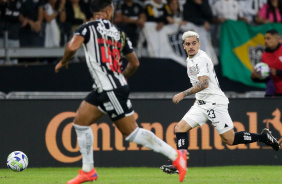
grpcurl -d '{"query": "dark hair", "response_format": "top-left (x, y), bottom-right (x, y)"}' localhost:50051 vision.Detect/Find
top-left (266, 29), bottom-right (280, 36)
top-left (90, 0), bottom-right (112, 13)
top-left (266, 0), bottom-right (282, 22)
top-left (167, 0), bottom-right (180, 15)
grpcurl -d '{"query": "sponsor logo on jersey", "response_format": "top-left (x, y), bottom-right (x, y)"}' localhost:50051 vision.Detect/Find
top-left (188, 66), bottom-right (197, 75)
top-left (97, 22), bottom-right (120, 41)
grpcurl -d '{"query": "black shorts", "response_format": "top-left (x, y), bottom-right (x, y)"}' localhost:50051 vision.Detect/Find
top-left (85, 85), bottom-right (134, 121)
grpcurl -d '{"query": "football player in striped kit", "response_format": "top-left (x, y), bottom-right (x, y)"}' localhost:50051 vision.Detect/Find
top-left (161, 31), bottom-right (280, 175)
top-left (55, 0), bottom-right (187, 183)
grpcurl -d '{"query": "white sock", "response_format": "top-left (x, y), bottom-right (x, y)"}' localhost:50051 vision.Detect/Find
top-left (125, 127), bottom-right (178, 161)
top-left (73, 124), bottom-right (94, 172)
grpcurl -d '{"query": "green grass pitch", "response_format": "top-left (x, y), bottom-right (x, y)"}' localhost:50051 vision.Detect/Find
top-left (1, 166), bottom-right (282, 184)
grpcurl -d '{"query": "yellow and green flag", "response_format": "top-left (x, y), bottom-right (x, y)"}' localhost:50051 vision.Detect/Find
top-left (220, 20), bottom-right (282, 88)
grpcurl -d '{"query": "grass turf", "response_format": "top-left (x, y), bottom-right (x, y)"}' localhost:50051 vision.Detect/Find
top-left (0, 166), bottom-right (282, 184)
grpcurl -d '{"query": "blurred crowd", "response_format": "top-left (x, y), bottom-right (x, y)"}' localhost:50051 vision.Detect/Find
top-left (0, 0), bottom-right (281, 51)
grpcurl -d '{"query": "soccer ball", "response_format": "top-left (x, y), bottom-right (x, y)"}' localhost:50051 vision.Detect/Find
top-left (7, 151), bottom-right (28, 172)
top-left (254, 62), bottom-right (270, 79)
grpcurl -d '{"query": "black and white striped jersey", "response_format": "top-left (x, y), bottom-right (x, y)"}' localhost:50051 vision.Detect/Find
top-left (74, 19), bottom-right (134, 92)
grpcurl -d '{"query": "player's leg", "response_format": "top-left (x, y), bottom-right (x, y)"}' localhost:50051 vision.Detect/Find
top-left (160, 120), bottom-right (191, 175)
top-left (115, 114), bottom-right (187, 182)
top-left (109, 85), bottom-right (177, 161)
top-left (222, 128), bottom-right (279, 150)
top-left (73, 100), bottom-right (104, 171)
top-left (115, 114), bottom-right (178, 162)
top-left (175, 120), bottom-right (192, 150)
top-left (220, 128), bottom-right (264, 145)
top-left (175, 104), bottom-right (207, 150)
top-left (67, 92), bottom-right (105, 184)
top-left (220, 128), bottom-right (280, 151)
top-left (161, 104), bottom-right (206, 176)
top-left (110, 85), bottom-right (186, 181)
top-left (214, 105), bottom-right (279, 151)
top-left (211, 105), bottom-right (262, 145)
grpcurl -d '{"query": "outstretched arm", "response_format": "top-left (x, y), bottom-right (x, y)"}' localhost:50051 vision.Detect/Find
top-left (172, 76), bottom-right (209, 104)
top-left (55, 35), bottom-right (84, 73)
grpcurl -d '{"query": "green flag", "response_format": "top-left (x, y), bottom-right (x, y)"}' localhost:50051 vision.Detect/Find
top-left (220, 20), bottom-right (282, 88)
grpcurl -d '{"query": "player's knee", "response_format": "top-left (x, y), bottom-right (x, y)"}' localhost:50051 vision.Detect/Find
top-left (174, 121), bottom-right (191, 133)
top-left (121, 130), bottom-right (132, 137)
top-left (121, 124), bottom-right (138, 137)
top-left (73, 114), bottom-right (81, 125)
top-left (222, 138), bottom-right (234, 145)
top-left (73, 112), bottom-right (82, 125)
top-left (174, 124), bottom-right (183, 133)
top-left (73, 111), bottom-right (89, 126)
top-left (221, 134), bottom-right (234, 145)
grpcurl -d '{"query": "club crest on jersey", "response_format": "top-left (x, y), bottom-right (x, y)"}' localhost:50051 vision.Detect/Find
top-left (97, 23), bottom-right (120, 41)
top-left (189, 66), bottom-right (198, 75)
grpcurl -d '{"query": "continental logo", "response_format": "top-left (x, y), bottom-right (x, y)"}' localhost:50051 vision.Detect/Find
top-left (46, 109), bottom-right (282, 163)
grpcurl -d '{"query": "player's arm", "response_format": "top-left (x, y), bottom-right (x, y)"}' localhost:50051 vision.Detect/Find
top-left (173, 76), bottom-right (209, 104)
top-left (55, 35), bottom-right (84, 73)
top-left (122, 52), bottom-right (140, 79)
top-left (183, 76), bottom-right (209, 95)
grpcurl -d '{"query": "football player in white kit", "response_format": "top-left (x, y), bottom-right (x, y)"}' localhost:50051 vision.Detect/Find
top-left (161, 31), bottom-right (279, 174)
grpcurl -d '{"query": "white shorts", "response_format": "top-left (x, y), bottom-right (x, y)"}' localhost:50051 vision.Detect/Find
top-left (182, 102), bottom-right (234, 135)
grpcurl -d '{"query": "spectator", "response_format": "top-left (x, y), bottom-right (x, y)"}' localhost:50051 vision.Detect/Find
top-left (44, 0), bottom-right (66, 47)
top-left (251, 29), bottom-right (282, 97)
top-left (0, 0), bottom-right (21, 47)
top-left (62, 0), bottom-right (91, 44)
top-left (183, 0), bottom-right (213, 30)
top-left (256, 0), bottom-right (282, 24)
top-left (212, 0), bottom-right (247, 23)
top-left (144, 0), bottom-right (172, 31)
top-left (19, 0), bottom-right (44, 47)
top-left (115, 0), bottom-right (145, 47)
top-left (167, 0), bottom-right (187, 26)
top-left (238, 0), bottom-right (265, 25)
top-left (112, 0), bottom-right (123, 24)
top-left (0, 0), bottom-right (21, 63)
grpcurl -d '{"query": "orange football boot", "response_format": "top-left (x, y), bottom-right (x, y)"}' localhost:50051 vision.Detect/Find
top-left (172, 150), bottom-right (187, 182)
top-left (67, 168), bottom-right (98, 184)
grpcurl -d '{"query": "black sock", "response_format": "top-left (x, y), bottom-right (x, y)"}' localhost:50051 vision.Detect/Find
top-left (232, 131), bottom-right (265, 145)
top-left (176, 132), bottom-right (188, 149)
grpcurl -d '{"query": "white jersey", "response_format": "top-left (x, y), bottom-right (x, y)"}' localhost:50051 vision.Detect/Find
top-left (186, 50), bottom-right (229, 104)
